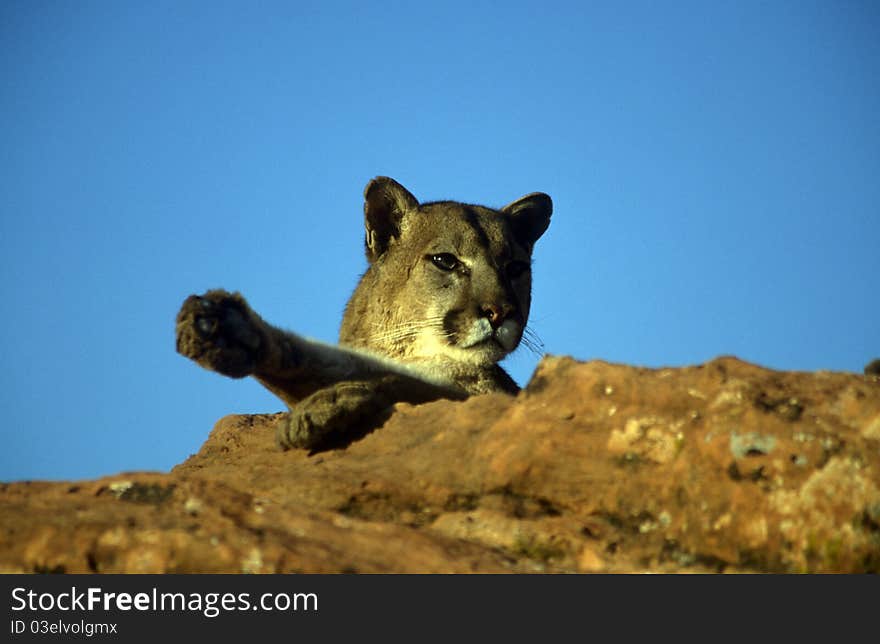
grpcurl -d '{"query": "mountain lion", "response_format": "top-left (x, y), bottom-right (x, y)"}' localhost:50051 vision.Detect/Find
top-left (176, 177), bottom-right (552, 449)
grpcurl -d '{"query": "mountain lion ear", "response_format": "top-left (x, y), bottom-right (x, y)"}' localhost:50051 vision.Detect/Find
top-left (363, 176), bottom-right (420, 261)
top-left (501, 192), bottom-right (553, 250)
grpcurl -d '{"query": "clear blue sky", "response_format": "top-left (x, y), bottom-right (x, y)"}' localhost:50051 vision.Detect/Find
top-left (2, 1), bottom-right (878, 481)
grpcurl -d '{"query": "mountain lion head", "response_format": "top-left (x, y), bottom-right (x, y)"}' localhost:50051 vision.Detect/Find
top-left (340, 177), bottom-right (552, 379)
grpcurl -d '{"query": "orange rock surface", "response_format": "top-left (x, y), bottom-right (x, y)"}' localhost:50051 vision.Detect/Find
top-left (2, 357), bottom-right (878, 573)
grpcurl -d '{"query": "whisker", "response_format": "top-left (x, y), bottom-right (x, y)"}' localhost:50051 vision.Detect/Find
top-left (367, 323), bottom-right (441, 339)
top-left (520, 325), bottom-right (545, 355)
top-left (364, 317), bottom-right (447, 345)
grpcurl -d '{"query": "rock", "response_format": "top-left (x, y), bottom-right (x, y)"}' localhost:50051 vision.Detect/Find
top-left (2, 356), bottom-right (878, 573)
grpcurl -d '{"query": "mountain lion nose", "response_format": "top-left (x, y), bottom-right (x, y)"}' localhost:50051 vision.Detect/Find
top-left (481, 303), bottom-right (512, 329)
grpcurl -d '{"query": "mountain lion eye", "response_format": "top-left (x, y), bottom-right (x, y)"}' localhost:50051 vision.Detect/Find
top-left (430, 253), bottom-right (459, 271)
top-left (506, 261), bottom-right (530, 279)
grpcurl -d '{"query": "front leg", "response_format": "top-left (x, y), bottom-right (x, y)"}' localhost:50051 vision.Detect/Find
top-left (277, 380), bottom-right (391, 450)
top-left (277, 374), bottom-right (465, 451)
top-left (175, 290), bottom-right (266, 378)
top-left (175, 289), bottom-right (320, 404)
top-left (176, 290), bottom-right (470, 409)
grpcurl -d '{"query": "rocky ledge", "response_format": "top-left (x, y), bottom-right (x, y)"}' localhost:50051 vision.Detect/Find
top-left (2, 356), bottom-right (879, 573)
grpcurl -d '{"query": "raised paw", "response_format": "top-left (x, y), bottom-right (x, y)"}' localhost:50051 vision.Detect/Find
top-left (175, 289), bottom-right (264, 378)
top-left (276, 381), bottom-right (391, 450)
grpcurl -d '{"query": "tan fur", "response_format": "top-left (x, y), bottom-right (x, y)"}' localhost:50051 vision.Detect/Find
top-left (175, 177), bottom-right (552, 450)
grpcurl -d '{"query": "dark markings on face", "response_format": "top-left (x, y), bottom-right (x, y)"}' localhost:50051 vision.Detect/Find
top-left (460, 206), bottom-right (491, 249)
top-left (498, 277), bottom-right (525, 325)
top-left (442, 309), bottom-right (464, 345)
